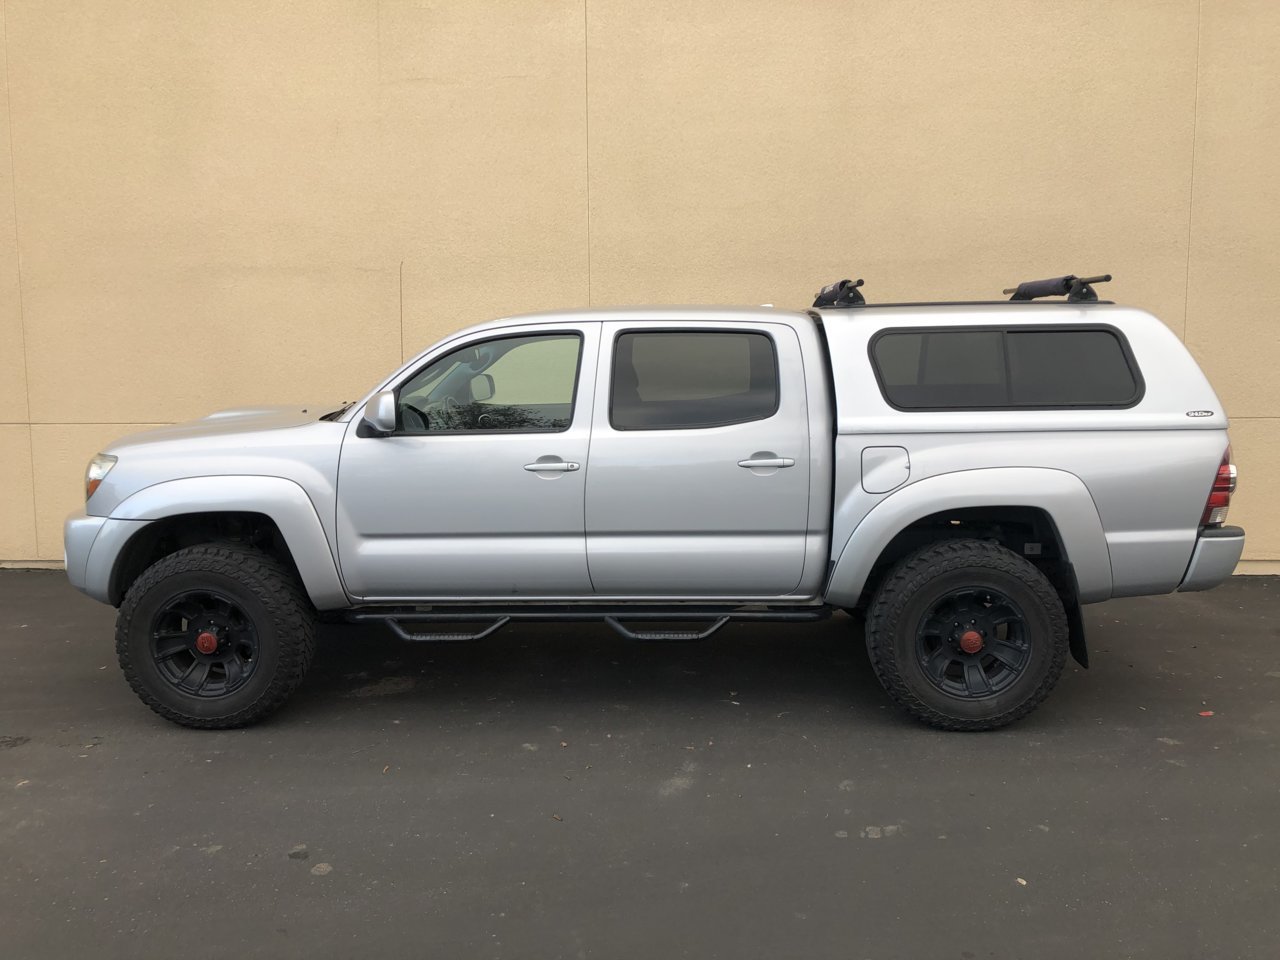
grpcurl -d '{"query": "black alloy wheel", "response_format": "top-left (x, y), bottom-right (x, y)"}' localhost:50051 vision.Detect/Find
top-left (150, 589), bottom-right (260, 698)
top-left (913, 586), bottom-right (1031, 699)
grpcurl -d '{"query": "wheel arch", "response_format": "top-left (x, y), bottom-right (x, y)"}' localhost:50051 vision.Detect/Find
top-left (825, 467), bottom-right (1112, 611)
top-left (98, 476), bottom-right (348, 609)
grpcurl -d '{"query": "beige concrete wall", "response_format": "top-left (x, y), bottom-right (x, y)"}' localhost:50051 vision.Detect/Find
top-left (0, 0), bottom-right (1276, 566)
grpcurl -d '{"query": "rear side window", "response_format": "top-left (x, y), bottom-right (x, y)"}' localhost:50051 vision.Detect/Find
top-left (611, 331), bottom-right (779, 429)
top-left (1006, 330), bottom-right (1138, 405)
top-left (871, 327), bottom-right (1141, 409)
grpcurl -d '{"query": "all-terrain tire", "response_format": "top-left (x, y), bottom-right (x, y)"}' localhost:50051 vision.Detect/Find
top-left (116, 544), bottom-right (317, 728)
top-left (865, 539), bottom-right (1068, 731)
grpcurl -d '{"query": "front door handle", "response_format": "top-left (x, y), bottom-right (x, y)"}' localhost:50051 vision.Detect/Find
top-left (737, 457), bottom-right (795, 469)
top-left (524, 460), bottom-right (580, 472)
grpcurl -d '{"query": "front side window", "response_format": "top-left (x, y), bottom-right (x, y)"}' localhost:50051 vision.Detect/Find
top-left (397, 333), bottom-right (582, 433)
top-left (610, 331), bottom-right (779, 430)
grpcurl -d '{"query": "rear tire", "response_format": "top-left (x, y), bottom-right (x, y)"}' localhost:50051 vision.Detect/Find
top-left (865, 539), bottom-right (1068, 731)
top-left (116, 544), bottom-right (316, 728)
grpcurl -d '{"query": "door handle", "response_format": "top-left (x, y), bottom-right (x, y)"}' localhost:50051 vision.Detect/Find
top-left (737, 457), bottom-right (795, 469)
top-left (524, 460), bottom-right (580, 472)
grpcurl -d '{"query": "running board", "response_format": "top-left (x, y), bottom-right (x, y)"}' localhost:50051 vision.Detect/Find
top-left (383, 616), bottom-right (511, 643)
top-left (345, 604), bottom-right (829, 644)
top-left (604, 615), bottom-right (730, 642)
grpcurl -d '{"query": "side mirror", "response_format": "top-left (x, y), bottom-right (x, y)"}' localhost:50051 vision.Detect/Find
top-left (362, 389), bottom-right (398, 434)
top-left (470, 374), bottom-right (495, 402)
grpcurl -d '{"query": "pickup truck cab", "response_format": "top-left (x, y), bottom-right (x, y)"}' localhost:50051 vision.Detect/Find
top-left (65, 275), bottom-right (1245, 730)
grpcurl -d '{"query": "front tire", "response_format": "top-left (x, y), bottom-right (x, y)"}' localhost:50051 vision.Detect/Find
top-left (865, 539), bottom-right (1068, 731)
top-left (116, 544), bottom-right (316, 728)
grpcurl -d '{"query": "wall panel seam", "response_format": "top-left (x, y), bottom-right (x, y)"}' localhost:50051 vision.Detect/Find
top-left (583, 0), bottom-right (591, 306)
top-left (0, 422), bottom-right (171, 427)
top-left (1, 0), bottom-right (37, 556)
top-left (1181, 0), bottom-right (1203, 343)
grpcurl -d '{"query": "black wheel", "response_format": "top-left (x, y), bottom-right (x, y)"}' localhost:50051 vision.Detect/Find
top-left (865, 539), bottom-right (1068, 731)
top-left (116, 544), bottom-right (317, 728)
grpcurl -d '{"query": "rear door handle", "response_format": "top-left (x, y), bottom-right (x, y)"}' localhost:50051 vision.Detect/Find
top-left (524, 460), bottom-right (580, 472)
top-left (737, 457), bottom-right (795, 468)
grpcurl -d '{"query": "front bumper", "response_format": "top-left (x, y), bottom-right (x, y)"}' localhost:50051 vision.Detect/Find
top-left (1177, 525), bottom-right (1245, 592)
top-left (64, 510), bottom-right (150, 604)
top-left (64, 511), bottom-right (107, 595)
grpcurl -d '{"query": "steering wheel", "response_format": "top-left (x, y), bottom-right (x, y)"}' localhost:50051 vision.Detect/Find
top-left (401, 403), bottom-right (430, 432)
top-left (431, 396), bottom-right (464, 429)
top-left (403, 396), bottom-right (463, 431)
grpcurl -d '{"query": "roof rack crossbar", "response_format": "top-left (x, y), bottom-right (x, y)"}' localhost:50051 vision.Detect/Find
top-left (1003, 273), bottom-right (1112, 303)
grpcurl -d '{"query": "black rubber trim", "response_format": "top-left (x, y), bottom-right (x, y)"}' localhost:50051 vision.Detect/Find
top-left (1065, 599), bottom-right (1088, 669)
top-left (1198, 525), bottom-right (1245, 539)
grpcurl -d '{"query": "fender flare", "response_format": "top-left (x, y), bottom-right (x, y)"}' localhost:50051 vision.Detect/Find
top-left (824, 467), bottom-right (1112, 608)
top-left (104, 475), bottom-right (348, 609)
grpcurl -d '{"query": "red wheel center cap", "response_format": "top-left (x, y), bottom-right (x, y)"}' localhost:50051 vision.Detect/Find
top-left (195, 631), bottom-right (219, 655)
top-left (959, 629), bottom-right (985, 654)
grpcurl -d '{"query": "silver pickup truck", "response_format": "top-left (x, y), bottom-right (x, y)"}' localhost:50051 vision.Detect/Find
top-left (64, 274), bottom-right (1244, 731)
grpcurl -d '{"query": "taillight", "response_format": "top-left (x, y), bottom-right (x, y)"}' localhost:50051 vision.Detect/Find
top-left (1201, 447), bottom-right (1237, 527)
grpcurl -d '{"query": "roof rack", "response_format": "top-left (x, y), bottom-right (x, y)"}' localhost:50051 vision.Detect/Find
top-left (812, 272), bottom-right (1113, 309)
top-left (1003, 273), bottom-right (1112, 303)
top-left (812, 277), bottom-right (866, 309)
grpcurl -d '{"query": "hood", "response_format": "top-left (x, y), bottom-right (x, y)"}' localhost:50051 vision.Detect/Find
top-left (105, 403), bottom-right (341, 452)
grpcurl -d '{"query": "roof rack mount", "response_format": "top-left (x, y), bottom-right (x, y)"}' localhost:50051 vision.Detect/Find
top-left (812, 277), bottom-right (866, 309)
top-left (1003, 273), bottom-right (1112, 303)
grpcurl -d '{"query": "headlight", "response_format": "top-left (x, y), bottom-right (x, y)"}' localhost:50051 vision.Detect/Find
top-left (85, 453), bottom-right (117, 501)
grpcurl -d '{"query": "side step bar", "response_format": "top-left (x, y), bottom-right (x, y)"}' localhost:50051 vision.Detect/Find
top-left (603, 615), bottom-right (730, 642)
top-left (382, 616), bottom-right (512, 643)
top-left (345, 605), bottom-right (830, 644)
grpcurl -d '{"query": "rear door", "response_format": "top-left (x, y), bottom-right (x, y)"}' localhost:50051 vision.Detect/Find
top-left (584, 321), bottom-right (811, 597)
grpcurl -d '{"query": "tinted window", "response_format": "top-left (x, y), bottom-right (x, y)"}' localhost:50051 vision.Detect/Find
top-left (1007, 330), bottom-right (1137, 405)
top-left (872, 330), bottom-right (1006, 408)
top-left (611, 331), bottom-right (778, 430)
top-left (871, 327), bottom-right (1139, 409)
top-left (398, 333), bottom-right (581, 433)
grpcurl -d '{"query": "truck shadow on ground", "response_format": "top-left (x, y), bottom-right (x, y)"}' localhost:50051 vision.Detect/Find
top-left (286, 613), bottom-right (1102, 732)
top-left (294, 614), bottom-right (909, 725)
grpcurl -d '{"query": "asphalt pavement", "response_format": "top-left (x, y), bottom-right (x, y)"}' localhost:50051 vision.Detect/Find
top-left (2, 570), bottom-right (1279, 959)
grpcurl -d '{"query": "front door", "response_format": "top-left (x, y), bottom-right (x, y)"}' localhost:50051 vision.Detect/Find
top-left (585, 321), bottom-right (811, 597)
top-left (337, 323), bottom-right (599, 600)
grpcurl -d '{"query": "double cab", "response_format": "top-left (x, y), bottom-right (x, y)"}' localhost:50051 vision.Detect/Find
top-left (65, 275), bottom-right (1245, 730)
